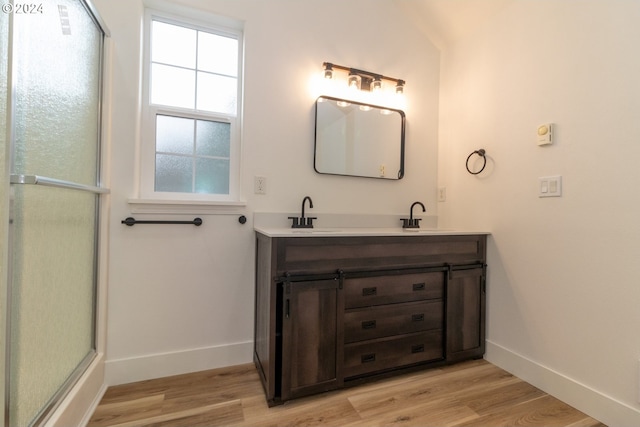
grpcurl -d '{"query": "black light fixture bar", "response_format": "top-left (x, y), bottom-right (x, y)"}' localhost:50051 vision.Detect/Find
top-left (323, 62), bottom-right (405, 92)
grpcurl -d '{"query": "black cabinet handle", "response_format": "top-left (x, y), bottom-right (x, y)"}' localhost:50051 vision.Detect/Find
top-left (285, 299), bottom-right (290, 319)
top-left (361, 320), bottom-right (377, 329)
top-left (413, 282), bottom-right (426, 291)
top-left (411, 344), bottom-right (425, 353)
top-left (362, 287), bottom-right (377, 296)
top-left (411, 313), bottom-right (424, 322)
top-left (361, 353), bottom-right (376, 363)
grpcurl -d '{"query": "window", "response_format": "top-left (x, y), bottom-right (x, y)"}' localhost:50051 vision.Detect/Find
top-left (139, 10), bottom-right (243, 204)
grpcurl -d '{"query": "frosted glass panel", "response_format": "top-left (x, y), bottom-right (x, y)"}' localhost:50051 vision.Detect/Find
top-left (156, 154), bottom-right (193, 192)
top-left (156, 115), bottom-right (194, 154)
top-left (7, 1), bottom-right (104, 426)
top-left (197, 31), bottom-right (238, 76)
top-left (196, 120), bottom-right (230, 157)
top-left (9, 186), bottom-right (97, 427)
top-left (12, 0), bottom-right (102, 187)
top-left (151, 63), bottom-right (196, 109)
top-left (196, 158), bottom-right (229, 194)
top-left (196, 72), bottom-right (237, 114)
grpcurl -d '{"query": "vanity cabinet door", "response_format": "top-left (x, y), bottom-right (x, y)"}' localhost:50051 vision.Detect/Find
top-left (446, 266), bottom-right (486, 362)
top-left (280, 278), bottom-right (343, 401)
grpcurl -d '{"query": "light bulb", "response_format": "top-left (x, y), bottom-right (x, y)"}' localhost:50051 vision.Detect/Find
top-left (323, 63), bottom-right (333, 79)
top-left (348, 74), bottom-right (360, 90)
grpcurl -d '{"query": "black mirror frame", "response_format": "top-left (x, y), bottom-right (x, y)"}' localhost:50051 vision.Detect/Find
top-left (313, 95), bottom-right (405, 180)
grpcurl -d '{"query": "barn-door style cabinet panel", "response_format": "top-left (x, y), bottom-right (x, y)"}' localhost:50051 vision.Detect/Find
top-left (254, 231), bottom-right (487, 406)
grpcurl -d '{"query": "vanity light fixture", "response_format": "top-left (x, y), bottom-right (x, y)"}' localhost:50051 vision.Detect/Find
top-left (322, 61), bottom-right (406, 94)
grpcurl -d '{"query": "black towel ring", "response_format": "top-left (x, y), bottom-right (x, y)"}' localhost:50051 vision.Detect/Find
top-left (466, 149), bottom-right (487, 175)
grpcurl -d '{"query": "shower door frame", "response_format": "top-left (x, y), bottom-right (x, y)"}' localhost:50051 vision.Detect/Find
top-left (3, 1), bottom-right (110, 426)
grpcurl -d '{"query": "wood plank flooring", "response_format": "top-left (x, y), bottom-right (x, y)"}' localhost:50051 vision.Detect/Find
top-left (88, 360), bottom-right (606, 427)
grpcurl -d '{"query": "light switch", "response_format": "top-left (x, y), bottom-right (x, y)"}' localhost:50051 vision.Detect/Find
top-left (539, 175), bottom-right (562, 197)
top-left (540, 181), bottom-right (548, 194)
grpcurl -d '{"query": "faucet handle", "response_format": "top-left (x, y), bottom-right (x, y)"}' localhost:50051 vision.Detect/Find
top-left (400, 218), bottom-right (421, 229)
top-left (289, 216), bottom-right (316, 229)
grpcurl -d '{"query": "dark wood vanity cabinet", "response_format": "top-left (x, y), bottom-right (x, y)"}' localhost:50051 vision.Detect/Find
top-left (280, 277), bottom-right (343, 401)
top-left (342, 270), bottom-right (445, 379)
top-left (254, 232), bottom-right (487, 406)
top-left (446, 267), bottom-right (486, 362)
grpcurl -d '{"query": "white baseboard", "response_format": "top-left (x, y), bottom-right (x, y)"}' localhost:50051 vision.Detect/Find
top-left (44, 353), bottom-right (107, 427)
top-left (485, 340), bottom-right (640, 427)
top-left (105, 340), bottom-right (254, 386)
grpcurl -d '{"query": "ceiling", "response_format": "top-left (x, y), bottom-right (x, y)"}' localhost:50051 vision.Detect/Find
top-left (395, 0), bottom-right (513, 49)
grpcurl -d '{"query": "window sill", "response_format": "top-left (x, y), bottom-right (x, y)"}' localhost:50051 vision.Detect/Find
top-left (127, 198), bottom-right (247, 215)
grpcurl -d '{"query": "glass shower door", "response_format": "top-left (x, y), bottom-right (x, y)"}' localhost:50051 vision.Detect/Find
top-left (5, 1), bottom-right (107, 426)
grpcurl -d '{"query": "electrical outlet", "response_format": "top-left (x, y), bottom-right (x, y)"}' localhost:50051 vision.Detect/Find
top-left (438, 187), bottom-right (447, 202)
top-left (254, 176), bottom-right (266, 194)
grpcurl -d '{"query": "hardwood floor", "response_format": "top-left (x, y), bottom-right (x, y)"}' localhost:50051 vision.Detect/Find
top-left (88, 360), bottom-right (606, 427)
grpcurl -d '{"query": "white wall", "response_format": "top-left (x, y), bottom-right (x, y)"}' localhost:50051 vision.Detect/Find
top-left (438, 1), bottom-right (640, 425)
top-left (92, 0), bottom-right (440, 385)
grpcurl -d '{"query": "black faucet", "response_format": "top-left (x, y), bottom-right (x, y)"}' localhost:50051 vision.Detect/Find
top-left (401, 201), bottom-right (426, 229)
top-left (289, 196), bottom-right (317, 228)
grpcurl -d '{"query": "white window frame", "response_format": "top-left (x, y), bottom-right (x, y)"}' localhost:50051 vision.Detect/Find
top-left (136, 8), bottom-right (244, 208)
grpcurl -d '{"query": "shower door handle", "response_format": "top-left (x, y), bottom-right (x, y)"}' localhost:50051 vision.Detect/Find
top-left (10, 174), bottom-right (109, 194)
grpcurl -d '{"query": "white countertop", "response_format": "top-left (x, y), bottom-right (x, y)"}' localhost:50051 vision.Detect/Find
top-left (254, 226), bottom-right (490, 238)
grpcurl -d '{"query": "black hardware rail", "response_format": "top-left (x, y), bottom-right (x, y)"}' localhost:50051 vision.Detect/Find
top-left (121, 217), bottom-right (203, 226)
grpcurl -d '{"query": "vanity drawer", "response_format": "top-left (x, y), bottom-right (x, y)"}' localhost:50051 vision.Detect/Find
top-left (344, 331), bottom-right (443, 378)
top-left (344, 300), bottom-right (443, 343)
top-left (344, 271), bottom-right (444, 309)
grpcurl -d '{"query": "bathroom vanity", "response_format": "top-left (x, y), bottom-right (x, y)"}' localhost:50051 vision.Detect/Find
top-left (253, 227), bottom-right (488, 406)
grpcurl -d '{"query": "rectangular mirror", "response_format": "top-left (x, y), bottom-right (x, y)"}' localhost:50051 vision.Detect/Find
top-left (314, 96), bottom-right (405, 180)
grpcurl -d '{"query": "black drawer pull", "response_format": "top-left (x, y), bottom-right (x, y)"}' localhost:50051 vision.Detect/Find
top-left (362, 287), bottom-right (377, 296)
top-left (413, 282), bottom-right (426, 291)
top-left (362, 320), bottom-right (377, 329)
top-left (361, 353), bottom-right (376, 363)
top-left (411, 344), bottom-right (425, 353)
top-left (411, 313), bottom-right (424, 322)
